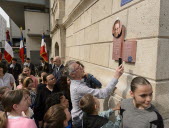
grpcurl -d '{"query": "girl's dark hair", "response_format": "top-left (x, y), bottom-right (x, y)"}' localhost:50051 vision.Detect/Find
top-left (43, 104), bottom-right (66, 128)
top-left (0, 63), bottom-right (7, 74)
top-left (131, 77), bottom-right (151, 92)
top-left (79, 94), bottom-right (96, 115)
top-left (22, 77), bottom-right (33, 89)
top-left (0, 90), bottom-right (24, 128)
top-left (45, 92), bottom-right (64, 112)
top-left (54, 76), bottom-right (71, 100)
top-left (42, 73), bottom-right (48, 82)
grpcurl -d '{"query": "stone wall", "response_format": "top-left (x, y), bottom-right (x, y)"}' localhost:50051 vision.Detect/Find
top-left (51, 0), bottom-right (169, 127)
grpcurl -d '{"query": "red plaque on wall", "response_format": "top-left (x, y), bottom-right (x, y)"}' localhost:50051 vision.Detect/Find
top-left (122, 40), bottom-right (137, 63)
top-left (112, 39), bottom-right (123, 60)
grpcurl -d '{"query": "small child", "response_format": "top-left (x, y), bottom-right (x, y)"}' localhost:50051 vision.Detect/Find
top-left (17, 73), bottom-right (27, 89)
top-left (79, 94), bottom-right (121, 128)
top-left (22, 77), bottom-right (36, 109)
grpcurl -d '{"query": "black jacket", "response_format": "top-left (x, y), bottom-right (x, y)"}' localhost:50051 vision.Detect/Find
top-left (49, 63), bottom-right (55, 73)
top-left (82, 114), bottom-right (108, 128)
top-left (34, 86), bottom-right (53, 121)
top-left (38, 62), bottom-right (49, 73)
top-left (8, 63), bottom-right (21, 81)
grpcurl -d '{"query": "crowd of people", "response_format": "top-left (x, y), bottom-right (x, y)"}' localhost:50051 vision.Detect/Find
top-left (0, 56), bottom-right (164, 128)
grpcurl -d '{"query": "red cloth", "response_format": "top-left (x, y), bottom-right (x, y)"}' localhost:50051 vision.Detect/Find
top-left (19, 39), bottom-right (24, 63)
top-left (40, 35), bottom-right (48, 62)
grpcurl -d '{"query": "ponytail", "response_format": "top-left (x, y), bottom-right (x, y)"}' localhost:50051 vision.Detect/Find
top-left (0, 111), bottom-right (8, 128)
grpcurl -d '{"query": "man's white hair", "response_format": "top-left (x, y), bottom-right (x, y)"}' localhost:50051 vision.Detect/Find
top-left (64, 60), bottom-right (77, 79)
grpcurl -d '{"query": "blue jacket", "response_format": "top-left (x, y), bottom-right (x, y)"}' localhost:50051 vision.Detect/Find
top-left (84, 73), bottom-right (102, 88)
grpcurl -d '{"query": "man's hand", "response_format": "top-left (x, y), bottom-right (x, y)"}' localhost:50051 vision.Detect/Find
top-left (114, 65), bottom-right (124, 79)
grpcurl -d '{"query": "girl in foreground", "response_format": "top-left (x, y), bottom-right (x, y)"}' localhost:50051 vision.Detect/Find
top-left (43, 104), bottom-right (71, 128)
top-left (0, 89), bottom-right (37, 128)
top-left (120, 76), bottom-right (164, 128)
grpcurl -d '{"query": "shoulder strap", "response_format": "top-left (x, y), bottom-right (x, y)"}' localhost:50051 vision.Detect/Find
top-left (150, 110), bottom-right (164, 128)
top-left (120, 107), bottom-right (125, 117)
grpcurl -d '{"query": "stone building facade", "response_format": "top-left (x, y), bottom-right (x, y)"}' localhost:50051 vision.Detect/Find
top-left (0, 14), bottom-right (6, 43)
top-left (50, 0), bottom-right (169, 126)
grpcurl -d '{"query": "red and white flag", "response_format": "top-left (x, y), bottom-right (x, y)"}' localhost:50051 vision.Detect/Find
top-left (4, 41), bottom-right (14, 63)
top-left (40, 35), bottom-right (48, 62)
top-left (19, 28), bottom-right (24, 63)
top-left (19, 37), bottom-right (24, 63)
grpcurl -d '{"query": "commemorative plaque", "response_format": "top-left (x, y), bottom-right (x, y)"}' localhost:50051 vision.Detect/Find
top-left (112, 20), bottom-right (125, 60)
top-left (122, 40), bottom-right (137, 63)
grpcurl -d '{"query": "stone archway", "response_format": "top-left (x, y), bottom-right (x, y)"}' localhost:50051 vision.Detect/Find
top-left (55, 42), bottom-right (59, 56)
